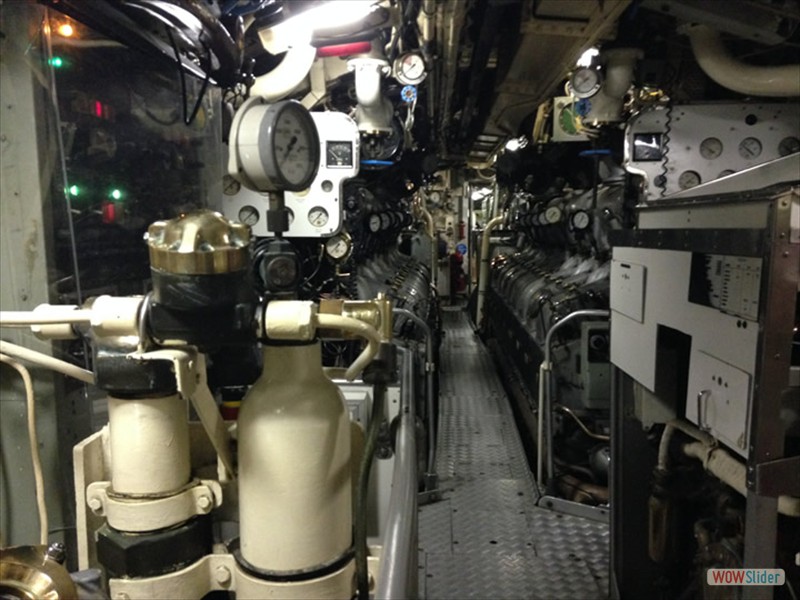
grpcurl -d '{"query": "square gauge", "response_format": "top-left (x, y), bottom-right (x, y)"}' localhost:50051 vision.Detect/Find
top-left (326, 141), bottom-right (354, 168)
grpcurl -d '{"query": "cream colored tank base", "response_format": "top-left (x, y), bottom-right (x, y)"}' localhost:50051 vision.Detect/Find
top-left (107, 554), bottom-right (365, 599)
top-left (235, 559), bottom-right (355, 600)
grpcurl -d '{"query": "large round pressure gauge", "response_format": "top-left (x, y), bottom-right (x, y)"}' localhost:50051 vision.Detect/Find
top-left (230, 99), bottom-right (321, 192)
top-left (569, 67), bottom-right (602, 99)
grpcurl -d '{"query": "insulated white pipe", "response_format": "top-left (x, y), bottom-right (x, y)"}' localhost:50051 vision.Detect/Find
top-left (249, 43), bottom-right (317, 101)
top-left (0, 308), bottom-right (92, 326)
top-left (315, 313), bottom-right (381, 381)
top-left (350, 57), bottom-right (393, 133)
top-left (685, 25), bottom-right (800, 97)
top-left (475, 214), bottom-right (505, 329)
top-left (108, 394), bottom-right (191, 496)
top-left (682, 442), bottom-right (800, 517)
top-left (238, 342), bottom-right (352, 572)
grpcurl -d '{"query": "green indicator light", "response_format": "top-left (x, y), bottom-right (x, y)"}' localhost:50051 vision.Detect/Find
top-left (49, 56), bottom-right (64, 68)
top-left (110, 189), bottom-right (122, 200)
top-left (68, 185), bottom-right (79, 196)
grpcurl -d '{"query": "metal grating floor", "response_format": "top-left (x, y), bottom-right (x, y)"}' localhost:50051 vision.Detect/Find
top-left (419, 308), bottom-right (609, 599)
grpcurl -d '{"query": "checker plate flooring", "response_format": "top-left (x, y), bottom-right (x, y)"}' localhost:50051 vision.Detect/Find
top-left (419, 308), bottom-right (609, 599)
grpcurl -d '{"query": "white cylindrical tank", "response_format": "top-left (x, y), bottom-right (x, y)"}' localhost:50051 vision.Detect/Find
top-left (238, 341), bottom-right (352, 572)
top-left (108, 394), bottom-right (191, 495)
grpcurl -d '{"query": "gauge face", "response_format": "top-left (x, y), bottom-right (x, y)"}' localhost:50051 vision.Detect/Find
top-left (394, 52), bottom-right (427, 85)
top-left (678, 170), bottom-right (701, 190)
top-left (570, 210), bottom-right (591, 231)
top-left (778, 136), bottom-right (800, 156)
top-left (326, 141), bottom-right (353, 168)
top-left (738, 137), bottom-right (762, 160)
top-left (368, 214), bottom-right (381, 232)
top-left (268, 101), bottom-right (320, 191)
top-left (428, 191), bottom-right (441, 204)
top-left (545, 206), bottom-right (563, 224)
top-left (380, 212), bottom-right (391, 230)
top-left (223, 174), bottom-right (241, 196)
top-left (238, 205), bottom-right (259, 226)
top-left (325, 233), bottom-right (352, 262)
top-left (699, 137), bottom-right (723, 160)
top-left (570, 67), bottom-right (601, 98)
top-left (308, 206), bottom-right (329, 228)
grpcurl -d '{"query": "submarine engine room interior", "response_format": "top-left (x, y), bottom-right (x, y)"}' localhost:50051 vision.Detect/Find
top-left (0, 0), bottom-right (798, 598)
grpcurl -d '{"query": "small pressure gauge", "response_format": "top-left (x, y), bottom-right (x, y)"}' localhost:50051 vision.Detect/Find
top-left (699, 137), bottom-right (723, 160)
top-left (678, 170), bottom-right (701, 190)
top-left (778, 136), bottom-right (800, 156)
top-left (394, 52), bottom-right (427, 86)
top-left (325, 232), bottom-right (353, 262)
top-left (368, 214), bottom-right (382, 232)
top-left (238, 205), bottom-right (260, 226)
top-left (544, 206), bottom-right (563, 224)
top-left (569, 67), bottom-right (602, 99)
top-left (308, 206), bottom-right (329, 228)
top-left (738, 137), bottom-right (762, 160)
top-left (569, 210), bottom-right (591, 231)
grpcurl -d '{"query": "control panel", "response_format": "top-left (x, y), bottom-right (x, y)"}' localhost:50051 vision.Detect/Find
top-left (222, 111), bottom-right (359, 237)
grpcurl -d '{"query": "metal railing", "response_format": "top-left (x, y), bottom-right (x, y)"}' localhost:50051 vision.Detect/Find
top-left (375, 347), bottom-right (418, 599)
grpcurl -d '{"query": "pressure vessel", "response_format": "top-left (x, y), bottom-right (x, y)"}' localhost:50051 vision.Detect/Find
top-left (238, 341), bottom-right (352, 573)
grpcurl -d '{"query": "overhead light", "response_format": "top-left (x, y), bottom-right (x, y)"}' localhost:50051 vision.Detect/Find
top-left (577, 47), bottom-right (599, 67)
top-left (287, 1), bottom-right (379, 33)
top-left (505, 137), bottom-right (528, 152)
top-left (57, 23), bottom-right (75, 37)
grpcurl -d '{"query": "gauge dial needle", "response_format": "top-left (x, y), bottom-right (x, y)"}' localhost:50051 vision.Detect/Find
top-left (281, 136), bottom-right (298, 164)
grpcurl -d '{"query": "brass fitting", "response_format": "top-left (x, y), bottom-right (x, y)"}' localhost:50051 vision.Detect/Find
top-left (318, 294), bottom-right (393, 341)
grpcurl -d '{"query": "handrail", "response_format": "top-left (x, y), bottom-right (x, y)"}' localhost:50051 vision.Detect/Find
top-left (375, 347), bottom-right (418, 600)
top-left (537, 309), bottom-right (610, 486)
top-left (392, 308), bottom-right (437, 481)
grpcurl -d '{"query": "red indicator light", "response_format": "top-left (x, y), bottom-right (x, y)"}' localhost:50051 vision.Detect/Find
top-left (102, 201), bottom-right (116, 224)
top-left (95, 101), bottom-right (103, 118)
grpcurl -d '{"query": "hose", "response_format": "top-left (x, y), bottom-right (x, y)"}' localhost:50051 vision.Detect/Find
top-left (315, 313), bottom-right (381, 381)
top-left (0, 354), bottom-right (47, 544)
top-left (355, 383), bottom-right (386, 600)
top-left (0, 341), bottom-right (95, 384)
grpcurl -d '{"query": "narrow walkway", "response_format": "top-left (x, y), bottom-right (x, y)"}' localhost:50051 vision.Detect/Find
top-left (418, 308), bottom-right (609, 599)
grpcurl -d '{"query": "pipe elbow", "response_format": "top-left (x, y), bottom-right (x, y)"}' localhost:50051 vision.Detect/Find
top-left (250, 44), bottom-right (317, 101)
top-left (686, 25), bottom-right (800, 97)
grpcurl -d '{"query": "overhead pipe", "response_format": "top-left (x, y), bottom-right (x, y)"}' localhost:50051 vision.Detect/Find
top-left (475, 214), bottom-right (505, 330)
top-left (684, 24), bottom-right (800, 97)
top-left (249, 43), bottom-right (317, 101)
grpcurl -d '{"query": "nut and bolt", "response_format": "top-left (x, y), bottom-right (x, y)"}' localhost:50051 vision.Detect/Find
top-left (88, 497), bottom-right (103, 513)
top-left (215, 565), bottom-right (232, 586)
top-left (197, 495), bottom-right (212, 510)
top-left (45, 542), bottom-right (66, 564)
